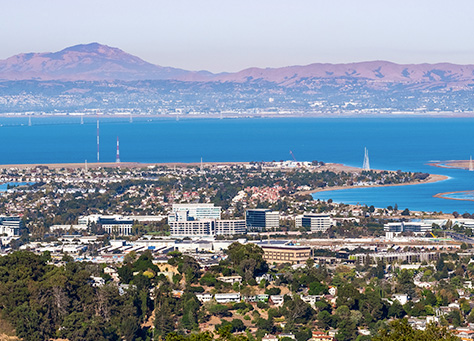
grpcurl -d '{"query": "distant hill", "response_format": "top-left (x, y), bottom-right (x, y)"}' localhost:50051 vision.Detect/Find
top-left (0, 43), bottom-right (212, 81)
top-left (1, 43), bottom-right (474, 90)
top-left (2, 43), bottom-right (474, 114)
top-left (207, 61), bottom-right (474, 90)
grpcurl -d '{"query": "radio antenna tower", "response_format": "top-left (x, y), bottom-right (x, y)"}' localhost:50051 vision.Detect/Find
top-left (96, 120), bottom-right (100, 163)
top-left (363, 147), bottom-right (370, 171)
top-left (470, 156), bottom-right (473, 171)
top-left (116, 137), bottom-right (121, 163)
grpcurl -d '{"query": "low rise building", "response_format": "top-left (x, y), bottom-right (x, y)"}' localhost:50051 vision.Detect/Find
top-left (196, 293), bottom-right (213, 303)
top-left (214, 293), bottom-right (241, 303)
top-left (351, 251), bottom-right (438, 264)
top-left (217, 275), bottom-right (242, 285)
top-left (269, 295), bottom-right (284, 306)
top-left (260, 243), bottom-right (312, 265)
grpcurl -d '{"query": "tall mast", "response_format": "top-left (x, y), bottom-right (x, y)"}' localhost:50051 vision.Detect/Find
top-left (116, 137), bottom-right (120, 163)
top-left (97, 120), bottom-right (100, 163)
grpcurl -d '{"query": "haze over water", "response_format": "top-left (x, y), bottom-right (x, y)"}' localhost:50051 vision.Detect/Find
top-left (0, 116), bottom-right (473, 214)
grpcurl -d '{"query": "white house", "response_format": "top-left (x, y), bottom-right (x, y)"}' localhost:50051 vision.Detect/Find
top-left (217, 275), bottom-right (242, 285)
top-left (214, 293), bottom-right (241, 303)
top-left (196, 293), bottom-right (213, 303)
top-left (392, 293), bottom-right (409, 305)
top-left (270, 295), bottom-right (284, 306)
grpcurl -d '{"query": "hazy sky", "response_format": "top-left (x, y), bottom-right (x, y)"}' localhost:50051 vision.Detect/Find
top-left (1, 0), bottom-right (474, 72)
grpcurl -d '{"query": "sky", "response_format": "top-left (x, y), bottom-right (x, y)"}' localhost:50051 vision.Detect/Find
top-left (1, 0), bottom-right (474, 72)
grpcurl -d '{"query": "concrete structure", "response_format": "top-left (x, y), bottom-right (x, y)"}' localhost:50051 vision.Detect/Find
top-left (168, 203), bottom-right (221, 222)
top-left (0, 216), bottom-right (22, 237)
top-left (260, 243), bottom-right (311, 264)
top-left (384, 222), bottom-right (431, 237)
top-left (246, 209), bottom-right (279, 230)
top-left (295, 213), bottom-right (332, 232)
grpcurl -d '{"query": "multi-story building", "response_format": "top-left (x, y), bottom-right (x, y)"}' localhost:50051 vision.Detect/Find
top-left (98, 217), bottom-right (134, 236)
top-left (245, 209), bottom-right (279, 230)
top-left (260, 243), bottom-right (312, 265)
top-left (168, 204), bottom-right (244, 237)
top-left (0, 216), bottom-right (22, 237)
top-left (295, 213), bottom-right (333, 232)
top-left (215, 220), bottom-right (246, 235)
top-left (169, 220), bottom-right (215, 237)
top-left (384, 222), bottom-right (431, 237)
top-left (168, 203), bottom-right (221, 222)
top-left (170, 219), bottom-right (246, 237)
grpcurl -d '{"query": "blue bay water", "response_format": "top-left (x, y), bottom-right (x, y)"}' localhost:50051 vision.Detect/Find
top-left (0, 116), bottom-right (474, 213)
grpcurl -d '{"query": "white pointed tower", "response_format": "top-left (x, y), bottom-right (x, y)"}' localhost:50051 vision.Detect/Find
top-left (363, 148), bottom-right (370, 171)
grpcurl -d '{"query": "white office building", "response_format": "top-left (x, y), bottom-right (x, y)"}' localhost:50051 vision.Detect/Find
top-left (168, 203), bottom-right (221, 222)
top-left (170, 220), bottom-right (215, 237)
top-left (295, 213), bottom-right (333, 232)
top-left (384, 222), bottom-right (431, 238)
top-left (99, 217), bottom-right (134, 236)
top-left (215, 220), bottom-right (246, 235)
top-left (0, 216), bottom-right (22, 237)
top-left (170, 219), bottom-right (246, 237)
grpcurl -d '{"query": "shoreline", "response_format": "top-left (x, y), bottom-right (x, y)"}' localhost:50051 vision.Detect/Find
top-left (2, 112), bottom-right (474, 119)
top-left (434, 190), bottom-right (474, 202)
top-left (0, 161), bottom-right (248, 170)
top-left (428, 160), bottom-right (472, 170)
top-left (298, 173), bottom-right (449, 196)
top-left (0, 162), bottom-right (451, 201)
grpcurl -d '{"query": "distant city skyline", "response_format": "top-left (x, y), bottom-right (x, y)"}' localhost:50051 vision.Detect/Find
top-left (1, 0), bottom-right (474, 72)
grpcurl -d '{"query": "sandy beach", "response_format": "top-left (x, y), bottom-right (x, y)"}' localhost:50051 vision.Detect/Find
top-left (434, 190), bottom-right (474, 202)
top-left (428, 160), bottom-right (472, 170)
top-left (298, 173), bottom-right (449, 196)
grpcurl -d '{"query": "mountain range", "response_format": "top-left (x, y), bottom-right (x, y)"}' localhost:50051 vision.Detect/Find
top-left (1, 43), bottom-right (474, 90)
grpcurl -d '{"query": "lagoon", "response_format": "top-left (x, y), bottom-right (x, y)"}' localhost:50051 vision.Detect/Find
top-left (0, 116), bottom-right (473, 213)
